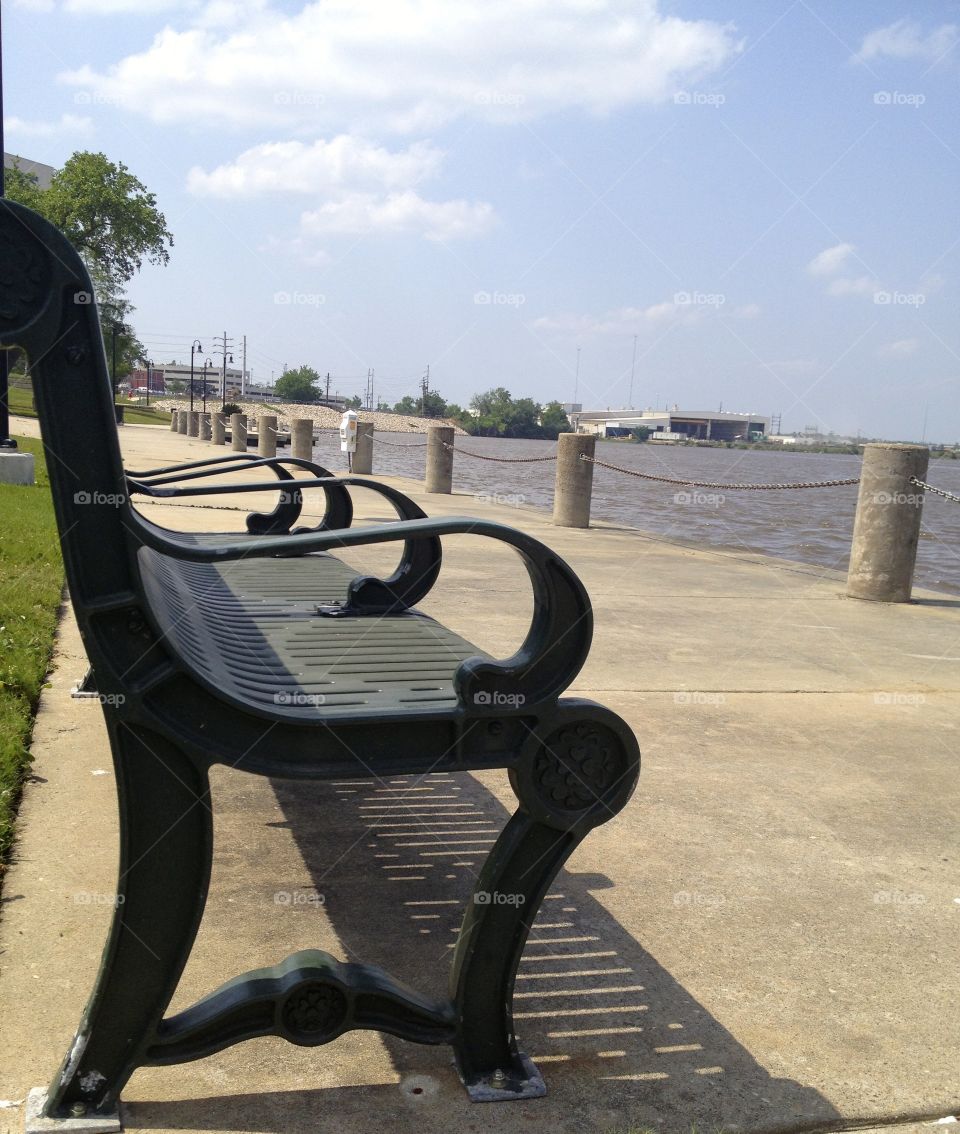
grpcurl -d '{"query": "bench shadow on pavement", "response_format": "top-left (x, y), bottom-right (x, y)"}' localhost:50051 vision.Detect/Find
top-left (126, 770), bottom-right (841, 1134)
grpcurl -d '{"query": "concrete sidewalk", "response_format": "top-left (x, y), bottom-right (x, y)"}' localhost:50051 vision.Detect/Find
top-left (1, 420), bottom-right (958, 1134)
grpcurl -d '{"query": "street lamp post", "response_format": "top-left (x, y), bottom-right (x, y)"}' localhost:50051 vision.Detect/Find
top-left (189, 339), bottom-right (203, 412)
top-left (202, 358), bottom-right (213, 412)
top-left (220, 354), bottom-right (234, 410)
top-left (144, 360), bottom-right (153, 406)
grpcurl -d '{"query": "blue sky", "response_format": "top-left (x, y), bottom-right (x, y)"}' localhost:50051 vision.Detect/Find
top-left (4, 0), bottom-right (959, 440)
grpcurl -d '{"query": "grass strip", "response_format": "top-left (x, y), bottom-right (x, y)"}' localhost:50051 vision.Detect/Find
top-left (0, 435), bottom-right (64, 875)
top-left (9, 383), bottom-right (170, 427)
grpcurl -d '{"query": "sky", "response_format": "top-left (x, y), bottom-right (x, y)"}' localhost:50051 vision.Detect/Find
top-left (3, 0), bottom-right (959, 440)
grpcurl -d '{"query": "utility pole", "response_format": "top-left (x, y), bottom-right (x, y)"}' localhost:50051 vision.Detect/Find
top-left (574, 347), bottom-right (581, 405)
top-left (325, 372), bottom-right (331, 403)
top-left (213, 331), bottom-right (234, 407)
top-left (365, 368), bottom-right (374, 410)
top-left (628, 334), bottom-right (637, 408)
top-left (242, 334), bottom-right (247, 396)
top-left (420, 365), bottom-right (430, 414)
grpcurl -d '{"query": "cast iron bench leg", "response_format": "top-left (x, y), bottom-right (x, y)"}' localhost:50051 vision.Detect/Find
top-left (450, 715), bottom-right (639, 1101)
top-left (42, 725), bottom-right (213, 1122)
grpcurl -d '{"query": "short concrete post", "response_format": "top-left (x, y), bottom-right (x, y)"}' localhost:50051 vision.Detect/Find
top-left (846, 442), bottom-right (930, 603)
top-left (258, 415), bottom-right (278, 459)
top-left (212, 412), bottom-right (226, 445)
top-left (291, 418), bottom-right (313, 461)
top-left (231, 413), bottom-right (247, 452)
top-left (353, 422), bottom-right (374, 474)
top-left (425, 426), bottom-right (454, 493)
top-left (187, 410), bottom-right (200, 438)
top-left (199, 413), bottom-right (212, 441)
top-left (169, 410), bottom-right (179, 431)
top-left (0, 451), bottom-right (35, 486)
top-left (177, 410), bottom-right (189, 435)
top-left (553, 432), bottom-right (596, 528)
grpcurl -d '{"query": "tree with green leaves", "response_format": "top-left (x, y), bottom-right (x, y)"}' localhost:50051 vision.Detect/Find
top-left (4, 153), bottom-right (170, 383)
top-left (539, 401), bottom-right (572, 438)
top-left (275, 365), bottom-right (321, 403)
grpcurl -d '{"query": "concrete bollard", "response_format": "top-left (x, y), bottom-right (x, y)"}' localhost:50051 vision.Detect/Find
top-left (258, 415), bottom-right (278, 459)
top-left (353, 422), bottom-right (374, 475)
top-left (425, 426), bottom-right (454, 493)
top-left (177, 410), bottom-right (189, 435)
top-left (187, 410), bottom-right (200, 438)
top-left (230, 413), bottom-right (247, 453)
top-left (291, 418), bottom-right (313, 461)
top-left (212, 412), bottom-right (226, 445)
top-left (199, 413), bottom-right (212, 441)
top-left (170, 410), bottom-right (179, 431)
top-left (553, 432), bottom-right (596, 528)
top-left (0, 451), bottom-right (35, 486)
top-left (846, 442), bottom-right (930, 603)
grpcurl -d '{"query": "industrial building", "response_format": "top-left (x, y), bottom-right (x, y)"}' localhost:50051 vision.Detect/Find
top-left (570, 407), bottom-right (770, 442)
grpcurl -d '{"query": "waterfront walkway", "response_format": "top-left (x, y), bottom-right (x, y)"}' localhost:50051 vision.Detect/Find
top-left (1, 420), bottom-right (958, 1134)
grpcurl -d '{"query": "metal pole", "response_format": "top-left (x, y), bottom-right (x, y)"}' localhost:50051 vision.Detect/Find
top-left (0, 5), bottom-right (16, 450)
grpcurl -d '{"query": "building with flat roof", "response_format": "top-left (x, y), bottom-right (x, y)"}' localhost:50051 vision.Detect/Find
top-left (4, 153), bottom-right (55, 189)
top-left (570, 407), bottom-right (770, 442)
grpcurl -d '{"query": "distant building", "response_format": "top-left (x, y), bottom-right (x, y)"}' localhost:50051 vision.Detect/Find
top-left (570, 407), bottom-right (770, 442)
top-left (128, 363), bottom-right (244, 397)
top-left (4, 152), bottom-right (55, 189)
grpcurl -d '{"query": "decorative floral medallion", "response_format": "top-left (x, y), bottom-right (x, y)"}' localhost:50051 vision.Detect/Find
top-left (534, 723), bottom-right (624, 812)
top-left (282, 982), bottom-right (348, 1042)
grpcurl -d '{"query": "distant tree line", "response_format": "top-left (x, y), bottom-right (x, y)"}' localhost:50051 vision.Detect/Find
top-left (271, 369), bottom-right (572, 439)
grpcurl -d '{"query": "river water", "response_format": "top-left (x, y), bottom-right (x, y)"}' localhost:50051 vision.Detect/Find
top-left (307, 433), bottom-right (960, 597)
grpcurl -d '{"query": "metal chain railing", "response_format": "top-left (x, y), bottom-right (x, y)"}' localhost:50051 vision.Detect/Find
top-left (441, 441), bottom-right (557, 463)
top-left (580, 453), bottom-right (860, 490)
top-left (910, 475), bottom-right (960, 503)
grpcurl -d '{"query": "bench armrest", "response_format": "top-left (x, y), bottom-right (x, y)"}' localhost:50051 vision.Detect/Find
top-left (127, 456), bottom-right (353, 534)
top-left (130, 511), bottom-right (592, 710)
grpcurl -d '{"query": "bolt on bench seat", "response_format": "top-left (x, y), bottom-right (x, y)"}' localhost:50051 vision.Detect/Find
top-left (1, 199), bottom-right (640, 1132)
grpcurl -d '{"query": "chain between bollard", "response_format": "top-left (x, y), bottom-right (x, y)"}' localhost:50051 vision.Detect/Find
top-left (372, 436), bottom-right (428, 448)
top-left (441, 441), bottom-right (558, 463)
top-left (910, 475), bottom-right (960, 503)
top-left (579, 453), bottom-right (861, 490)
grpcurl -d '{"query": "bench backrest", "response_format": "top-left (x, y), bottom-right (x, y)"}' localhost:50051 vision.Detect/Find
top-left (1, 200), bottom-right (138, 616)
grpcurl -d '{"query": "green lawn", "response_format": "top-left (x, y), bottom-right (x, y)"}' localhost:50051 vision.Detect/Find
top-left (0, 436), bottom-right (64, 873)
top-left (8, 384), bottom-right (170, 427)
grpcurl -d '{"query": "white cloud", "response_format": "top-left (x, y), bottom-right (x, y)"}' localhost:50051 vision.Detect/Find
top-left (59, 0), bottom-right (741, 132)
top-left (826, 275), bottom-right (877, 297)
top-left (300, 191), bottom-right (495, 242)
top-left (5, 112), bottom-right (93, 138)
top-left (878, 338), bottom-right (919, 359)
top-left (532, 300), bottom-right (700, 337)
top-left (856, 20), bottom-right (958, 64)
top-left (188, 136), bottom-right (444, 197)
top-left (807, 242), bottom-right (854, 276)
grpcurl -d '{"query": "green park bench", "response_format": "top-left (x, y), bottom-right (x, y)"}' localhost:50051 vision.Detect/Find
top-left (0, 199), bottom-right (640, 1129)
